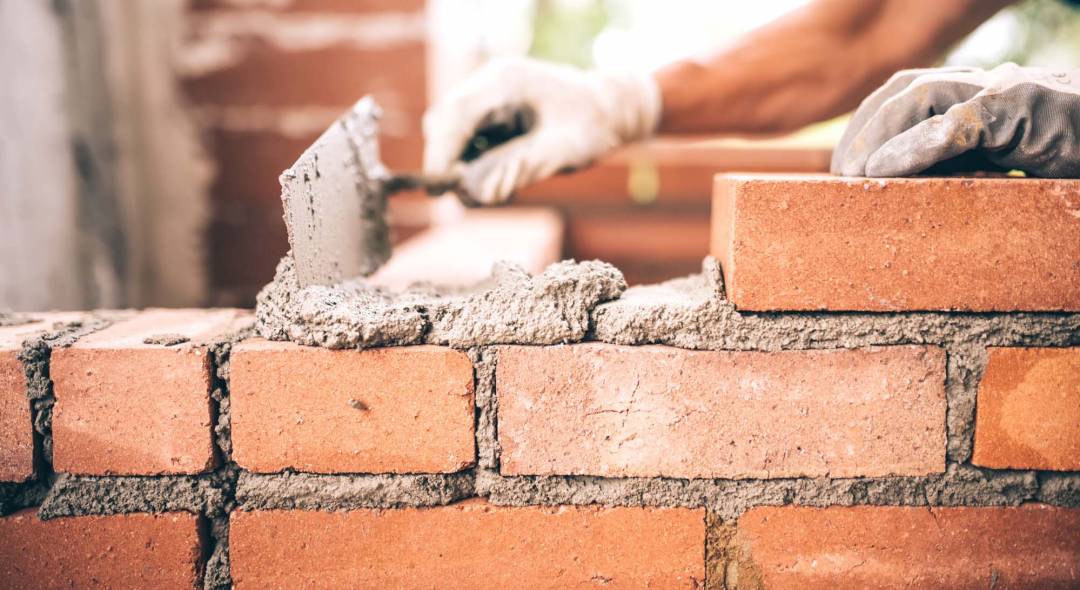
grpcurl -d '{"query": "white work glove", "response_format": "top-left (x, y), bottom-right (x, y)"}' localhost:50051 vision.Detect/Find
top-left (423, 57), bottom-right (662, 205)
top-left (832, 63), bottom-right (1080, 178)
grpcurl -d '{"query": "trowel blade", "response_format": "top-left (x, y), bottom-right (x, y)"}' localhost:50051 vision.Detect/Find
top-left (279, 97), bottom-right (391, 288)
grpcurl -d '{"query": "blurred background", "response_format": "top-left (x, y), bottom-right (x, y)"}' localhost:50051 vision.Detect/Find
top-left (3, 0), bottom-right (1079, 311)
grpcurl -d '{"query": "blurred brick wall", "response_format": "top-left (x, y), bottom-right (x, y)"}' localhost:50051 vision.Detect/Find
top-left (518, 144), bottom-right (831, 285)
top-left (180, 0), bottom-right (428, 306)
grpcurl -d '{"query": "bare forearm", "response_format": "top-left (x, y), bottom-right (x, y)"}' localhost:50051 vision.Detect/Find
top-left (655, 0), bottom-right (1015, 135)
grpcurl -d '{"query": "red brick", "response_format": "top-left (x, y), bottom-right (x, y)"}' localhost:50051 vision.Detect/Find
top-left (230, 501), bottom-right (704, 589)
top-left (0, 352), bottom-right (30, 483)
top-left (733, 505), bottom-right (1080, 589)
top-left (0, 510), bottom-right (205, 589)
top-left (567, 209), bottom-right (710, 265)
top-left (973, 347), bottom-right (1080, 471)
top-left (712, 174), bottom-right (1080, 311)
top-left (522, 141), bottom-right (830, 205)
top-left (497, 344), bottom-right (946, 479)
top-left (559, 207), bottom-right (710, 285)
top-left (181, 44), bottom-right (426, 112)
top-left (231, 340), bottom-right (475, 474)
top-left (0, 313), bottom-right (84, 482)
top-left (51, 309), bottom-right (250, 475)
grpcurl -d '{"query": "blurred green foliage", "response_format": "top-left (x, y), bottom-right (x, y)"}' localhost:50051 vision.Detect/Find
top-left (528, 0), bottom-right (610, 68)
top-left (527, 0), bottom-right (1080, 69)
top-left (1000, 0), bottom-right (1080, 66)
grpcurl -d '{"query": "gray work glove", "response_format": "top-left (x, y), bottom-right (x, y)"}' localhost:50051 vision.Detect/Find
top-left (831, 63), bottom-right (1080, 178)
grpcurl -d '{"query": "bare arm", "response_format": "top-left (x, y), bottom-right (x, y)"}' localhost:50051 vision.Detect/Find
top-left (655, 0), bottom-right (1016, 135)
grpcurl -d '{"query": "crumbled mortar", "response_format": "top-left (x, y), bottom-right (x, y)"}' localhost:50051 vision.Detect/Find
top-left (477, 464), bottom-right (1044, 520)
top-left (143, 333), bottom-right (191, 346)
top-left (39, 473), bottom-right (231, 518)
top-left (1038, 473), bottom-right (1080, 505)
top-left (255, 254), bottom-right (626, 349)
top-left (203, 330), bottom-right (249, 590)
top-left (470, 348), bottom-right (500, 470)
top-left (0, 311), bottom-right (35, 327)
top-left (235, 471), bottom-right (476, 511)
top-left (593, 258), bottom-right (1080, 353)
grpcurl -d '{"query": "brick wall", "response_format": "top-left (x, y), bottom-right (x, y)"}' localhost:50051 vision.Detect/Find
top-left (1, 174), bottom-right (1078, 588)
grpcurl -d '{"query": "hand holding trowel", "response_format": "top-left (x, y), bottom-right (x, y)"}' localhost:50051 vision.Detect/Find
top-left (278, 96), bottom-right (529, 289)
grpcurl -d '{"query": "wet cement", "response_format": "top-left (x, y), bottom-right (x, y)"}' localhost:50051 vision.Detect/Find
top-left (255, 254), bottom-right (626, 349)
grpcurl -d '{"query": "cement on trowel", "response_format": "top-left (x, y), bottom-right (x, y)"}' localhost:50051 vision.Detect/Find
top-left (281, 96), bottom-right (391, 288)
top-left (255, 254), bottom-right (626, 349)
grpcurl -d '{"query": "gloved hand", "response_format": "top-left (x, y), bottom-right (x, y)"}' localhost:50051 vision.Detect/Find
top-left (831, 63), bottom-right (1080, 178)
top-left (423, 57), bottom-right (661, 205)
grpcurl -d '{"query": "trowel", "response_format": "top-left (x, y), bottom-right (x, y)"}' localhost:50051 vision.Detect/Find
top-left (279, 96), bottom-right (529, 289)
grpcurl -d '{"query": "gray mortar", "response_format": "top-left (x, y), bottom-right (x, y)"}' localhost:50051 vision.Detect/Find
top-left (470, 348), bottom-right (500, 469)
top-left (255, 254), bottom-right (626, 349)
top-left (477, 464), bottom-right (1057, 520)
top-left (1038, 473), bottom-right (1080, 505)
top-left (143, 333), bottom-right (191, 346)
top-left (202, 329), bottom-right (250, 590)
top-left (592, 258), bottom-right (1080, 353)
top-left (0, 311), bottom-right (35, 327)
top-left (235, 471), bottom-right (475, 511)
top-left (39, 472), bottom-right (231, 519)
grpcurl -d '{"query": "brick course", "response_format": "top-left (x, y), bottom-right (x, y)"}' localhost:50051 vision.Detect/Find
top-left (712, 174), bottom-right (1080, 311)
top-left (230, 501), bottom-right (705, 589)
top-left (497, 343), bottom-right (946, 479)
top-left (731, 505), bottom-right (1080, 589)
top-left (0, 510), bottom-right (205, 589)
top-left (973, 347), bottom-right (1080, 471)
top-left (50, 309), bottom-right (249, 475)
top-left (231, 340), bottom-right (475, 474)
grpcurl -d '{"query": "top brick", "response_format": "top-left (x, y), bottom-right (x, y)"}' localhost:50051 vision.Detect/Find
top-left (51, 309), bottom-right (251, 475)
top-left (712, 174), bottom-right (1080, 311)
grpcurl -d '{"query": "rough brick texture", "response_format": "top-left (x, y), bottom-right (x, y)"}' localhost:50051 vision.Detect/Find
top-left (0, 510), bottom-right (204, 589)
top-left (732, 505), bottom-right (1080, 589)
top-left (712, 174), bottom-right (1080, 311)
top-left (51, 309), bottom-right (249, 475)
top-left (973, 347), bottom-right (1080, 471)
top-left (231, 340), bottom-right (475, 474)
top-left (497, 343), bottom-right (946, 479)
top-left (0, 313), bottom-right (83, 482)
top-left (0, 332), bottom-right (32, 483)
top-left (230, 501), bottom-right (705, 589)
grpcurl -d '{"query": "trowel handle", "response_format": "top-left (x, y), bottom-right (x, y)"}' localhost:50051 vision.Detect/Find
top-left (458, 103), bottom-right (535, 163)
top-left (381, 173), bottom-right (461, 196)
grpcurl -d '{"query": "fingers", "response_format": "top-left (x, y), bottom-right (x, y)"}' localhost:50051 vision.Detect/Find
top-left (422, 59), bottom-right (525, 176)
top-left (834, 72), bottom-right (985, 176)
top-left (458, 132), bottom-right (573, 205)
top-left (831, 67), bottom-right (980, 174)
top-left (864, 100), bottom-right (987, 177)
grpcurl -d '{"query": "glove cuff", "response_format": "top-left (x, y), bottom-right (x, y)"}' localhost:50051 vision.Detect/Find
top-left (598, 70), bottom-right (662, 144)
